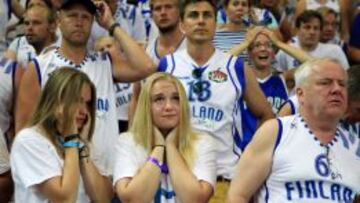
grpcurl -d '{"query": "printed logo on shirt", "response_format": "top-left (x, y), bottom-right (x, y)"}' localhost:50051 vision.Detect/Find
top-left (208, 69), bottom-right (227, 83)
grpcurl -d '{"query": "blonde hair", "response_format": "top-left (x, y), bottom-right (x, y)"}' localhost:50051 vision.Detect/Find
top-left (130, 72), bottom-right (198, 167)
top-left (29, 67), bottom-right (96, 156)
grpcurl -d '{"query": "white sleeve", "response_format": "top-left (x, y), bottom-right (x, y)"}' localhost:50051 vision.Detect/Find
top-left (192, 134), bottom-right (217, 188)
top-left (10, 132), bottom-right (62, 188)
top-left (331, 47), bottom-right (350, 70)
top-left (113, 133), bottom-right (146, 186)
top-left (0, 129), bottom-right (10, 174)
top-left (274, 50), bottom-right (289, 72)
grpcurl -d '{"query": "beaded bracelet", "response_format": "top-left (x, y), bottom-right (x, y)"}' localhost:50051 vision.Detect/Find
top-left (147, 156), bottom-right (168, 174)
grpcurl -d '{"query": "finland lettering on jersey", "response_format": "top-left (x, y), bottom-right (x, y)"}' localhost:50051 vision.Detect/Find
top-left (0, 57), bottom-right (16, 132)
top-left (240, 74), bottom-right (288, 151)
top-left (33, 48), bottom-right (118, 175)
top-left (256, 115), bottom-right (360, 203)
top-left (157, 49), bottom-right (246, 178)
top-left (113, 83), bottom-right (132, 120)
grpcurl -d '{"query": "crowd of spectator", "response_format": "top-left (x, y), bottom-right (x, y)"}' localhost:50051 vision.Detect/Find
top-left (0, 0), bottom-right (359, 202)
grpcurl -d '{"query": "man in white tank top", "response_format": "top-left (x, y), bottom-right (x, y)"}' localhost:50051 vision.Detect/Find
top-left (16, 0), bottom-right (156, 177)
top-left (228, 58), bottom-right (360, 203)
top-left (4, 5), bottom-right (59, 67)
top-left (145, 0), bottom-right (186, 64)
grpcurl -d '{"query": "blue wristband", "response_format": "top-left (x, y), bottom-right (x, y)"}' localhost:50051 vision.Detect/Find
top-left (148, 157), bottom-right (168, 174)
top-left (63, 140), bottom-right (80, 148)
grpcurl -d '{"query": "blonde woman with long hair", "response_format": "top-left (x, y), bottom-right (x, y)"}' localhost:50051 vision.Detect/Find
top-left (11, 68), bottom-right (112, 202)
top-left (114, 72), bottom-right (217, 203)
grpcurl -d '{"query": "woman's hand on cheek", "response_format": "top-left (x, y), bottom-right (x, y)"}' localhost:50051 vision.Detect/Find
top-left (80, 113), bottom-right (91, 142)
top-left (154, 127), bottom-right (165, 146)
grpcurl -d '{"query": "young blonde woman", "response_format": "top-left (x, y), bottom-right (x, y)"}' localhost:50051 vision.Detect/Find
top-left (113, 72), bottom-right (217, 203)
top-left (11, 68), bottom-right (112, 202)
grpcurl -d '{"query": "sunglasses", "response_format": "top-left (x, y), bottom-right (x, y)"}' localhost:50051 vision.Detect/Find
top-left (192, 68), bottom-right (205, 94)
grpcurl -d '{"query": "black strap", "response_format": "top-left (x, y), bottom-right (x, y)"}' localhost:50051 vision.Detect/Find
top-left (64, 134), bottom-right (79, 142)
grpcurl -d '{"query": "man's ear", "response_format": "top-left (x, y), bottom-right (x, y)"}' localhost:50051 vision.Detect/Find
top-left (296, 87), bottom-right (305, 105)
top-left (179, 21), bottom-right (186, 35)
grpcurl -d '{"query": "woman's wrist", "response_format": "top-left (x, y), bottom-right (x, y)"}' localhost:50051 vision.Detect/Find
top-left (153, 144), bottom-right (166, 149)
top-left (64, 134), bottom-right (80, 142)
top-left (147, 156), bottom-right (168, 174)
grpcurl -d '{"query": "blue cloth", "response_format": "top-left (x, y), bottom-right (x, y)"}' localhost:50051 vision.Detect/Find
top-left (349, 13), bottom-right (360, 48)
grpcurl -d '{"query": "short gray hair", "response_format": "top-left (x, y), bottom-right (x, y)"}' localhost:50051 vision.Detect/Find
top-left (294, 58), bottom-right (343, 88)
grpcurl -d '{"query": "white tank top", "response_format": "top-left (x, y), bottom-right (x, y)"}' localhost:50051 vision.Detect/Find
top-left (256, 115), bottom-right (360, 202)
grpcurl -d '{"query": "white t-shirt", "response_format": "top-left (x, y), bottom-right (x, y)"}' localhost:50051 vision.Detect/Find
top-left (274, 41), bottom-right (349, 71)
top-left (10, 127), bottom-right (90, 203)
top-left (0, 128), bottom-right (9, 174)
top-left (113, 132), bottom-right (217, 203)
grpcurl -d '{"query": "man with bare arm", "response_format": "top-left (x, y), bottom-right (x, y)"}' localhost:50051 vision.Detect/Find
top-left (228, 58), bottom-right (360, 203)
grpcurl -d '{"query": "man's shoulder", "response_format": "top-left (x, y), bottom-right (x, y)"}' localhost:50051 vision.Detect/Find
top-left (35, 48), bottom-right (57, 61)
top-left (314, 43), bottom-right (346, 57)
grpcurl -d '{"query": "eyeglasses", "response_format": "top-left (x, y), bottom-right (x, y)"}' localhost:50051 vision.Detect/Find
top-left (251, 42), bottom-right (274, 50)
